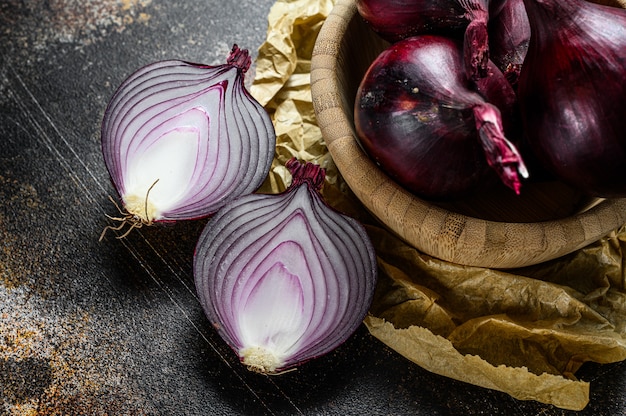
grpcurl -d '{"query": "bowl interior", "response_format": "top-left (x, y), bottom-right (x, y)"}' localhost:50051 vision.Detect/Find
top-left (335, 10), bottom-right (597, 223)
top-left (311, 0), bottom-right (626, 268)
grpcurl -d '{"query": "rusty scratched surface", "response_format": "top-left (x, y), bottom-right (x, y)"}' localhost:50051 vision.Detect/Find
top-left (2, 1), bottom-right (626, 415)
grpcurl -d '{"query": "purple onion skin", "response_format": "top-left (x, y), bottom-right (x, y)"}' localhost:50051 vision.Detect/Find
top-left (357, 0), bottom-right (501, 80)
top-left (354, 35), bottom-right (525, 200)
top-left (488, 0), bottom-right (530, 88)
top-left (518, 0), bottom-right (626, 197)
top-left (356, 0), bottom-right (468, 43)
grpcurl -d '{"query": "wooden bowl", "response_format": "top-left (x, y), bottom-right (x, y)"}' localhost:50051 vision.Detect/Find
top-left (310, 0), bottom-right (626, 269)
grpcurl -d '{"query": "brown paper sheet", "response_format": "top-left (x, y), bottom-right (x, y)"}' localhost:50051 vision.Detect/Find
top-left (250, 0), bottom-right (339, 194)
top-left (250, 0), bottom-right (626, 410)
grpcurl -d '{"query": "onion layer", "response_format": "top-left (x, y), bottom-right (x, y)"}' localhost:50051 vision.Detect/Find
top-left (101, 45), bottom-right (275, 234)
top-left (193, 159), bottom-right (378, 374)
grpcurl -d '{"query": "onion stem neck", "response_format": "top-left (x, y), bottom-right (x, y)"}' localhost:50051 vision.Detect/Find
top-left (473, 104), bottom-right (529, 194)
top-left (227, 44), bottom-right (251, 73)
top-left (286, 158), bottom-right (326, 192)
top-left (464, 18), bottom-right (490, 80)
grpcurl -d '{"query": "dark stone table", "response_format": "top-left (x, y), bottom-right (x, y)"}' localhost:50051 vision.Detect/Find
top-left (1, 1), bottom-right (626, 414)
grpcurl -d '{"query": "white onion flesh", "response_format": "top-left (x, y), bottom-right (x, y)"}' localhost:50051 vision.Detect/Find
top-left (193, 160), bottom-right (378, 374)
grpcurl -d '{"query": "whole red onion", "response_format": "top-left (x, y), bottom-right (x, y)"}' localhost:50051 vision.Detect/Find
top-left (354, 35), bottom-right (528, 200)
top-left (356, 0), bottom-right (496, 80)
top-left (518, 0), bottom-right (626, 197)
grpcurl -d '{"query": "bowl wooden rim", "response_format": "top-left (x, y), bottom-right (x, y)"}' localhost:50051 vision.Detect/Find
top-left (310, 0), bottom-right (626, 268)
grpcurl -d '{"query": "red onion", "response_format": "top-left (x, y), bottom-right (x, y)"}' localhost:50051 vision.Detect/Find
top-left (356, 0), bottom-right (496, 80)
top-left (518, 0), bottom-right (626, 197)
top-left (193, 159), bottom-right (378, 374)
top-left (488, 0), bottom-right (530, 88)
top-left (354, 35), bottom-right (528, 200)
top-left (100, 45), bottom-right (275, 236)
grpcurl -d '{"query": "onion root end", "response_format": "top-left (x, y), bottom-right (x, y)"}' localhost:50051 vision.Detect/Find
top-left (240, 346), bottom-right (282, 374)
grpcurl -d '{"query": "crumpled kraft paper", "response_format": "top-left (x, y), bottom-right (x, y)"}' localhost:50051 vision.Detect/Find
top-left (364, 224), bottom-right (626, 411)
top-left (250, 0), bottom-right (626, 411)
top-left (250, 0), bottom-right (338, 194)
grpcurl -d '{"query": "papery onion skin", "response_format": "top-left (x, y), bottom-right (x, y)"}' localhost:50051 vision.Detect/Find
top-left (354, 35), bottom-right (527, 200)
top-left (101, 44), bottom-right (275, 229)
top-left (193, 159), bottom-right (378, 374)
top-left (518, 0), bottom-right (626, 197)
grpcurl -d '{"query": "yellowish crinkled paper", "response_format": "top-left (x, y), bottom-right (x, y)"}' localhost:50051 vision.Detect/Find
top-left (364, 223), bottom-right (626, 411)
top-left (364, 317), bottom-right (591, 411)
top-left (251, 0), bottom-right (626, 411)
top-left (251, 0), bottom-right (337, 193)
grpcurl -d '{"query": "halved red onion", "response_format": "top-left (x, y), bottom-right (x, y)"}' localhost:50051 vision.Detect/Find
top-left (100, 45), bottom-right (275, 234)
top-left (193, 159), bottom-right (378, 374)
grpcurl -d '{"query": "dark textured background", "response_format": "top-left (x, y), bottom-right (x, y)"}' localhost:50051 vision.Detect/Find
top-left (2, 1), bottom-right (626, 415)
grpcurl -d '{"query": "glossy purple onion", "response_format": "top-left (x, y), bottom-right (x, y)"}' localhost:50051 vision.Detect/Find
top-left (518, 0), bottom-right (626, 197)
top-left (354, 35), bottom-right (528, 200)
top-left (488, 0), bottom-right (530, 88)
top-left (100, 45), bottom-right (275, 234)
top-left (356, 0), bottom-right (497, 80)
top-left (193, 159), bottom-right (377, 374)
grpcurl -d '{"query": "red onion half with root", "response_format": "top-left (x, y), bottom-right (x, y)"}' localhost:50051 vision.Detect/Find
top-left (354, 35), bottom-right (528, 200)
top-left (100, 45), bottom-right (275, 238)
top-left (193, 159), bottom-right (377, 374)
top-left (518, 0), bottom-right (626, 197)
